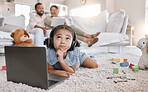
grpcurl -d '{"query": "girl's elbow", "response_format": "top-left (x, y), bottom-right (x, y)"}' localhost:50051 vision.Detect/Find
top-left (70, 70), bottom-right (75, 73)
top-left (91, 63), bottom-right (98, 68)
top-left (69, 69), bottom-right (76, 73)
top-left (94, 64), bottom-right (98, 68)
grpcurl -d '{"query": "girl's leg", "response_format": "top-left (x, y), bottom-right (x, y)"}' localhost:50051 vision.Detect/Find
top-left (81, 57), bottom-right (98, 68)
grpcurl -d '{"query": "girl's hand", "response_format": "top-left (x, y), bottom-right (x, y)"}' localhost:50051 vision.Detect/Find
top-left (56, 48), bottom-right (67, 61)
top-left (57, 71), bottom-right (73, 77)
top-left (56, 49), bottom-right (64, 61)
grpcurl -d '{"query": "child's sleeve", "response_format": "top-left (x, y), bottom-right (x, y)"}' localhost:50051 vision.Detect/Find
top-left (46, 48), bottom-right (58, 65)
top-left (78, 49), bottom-right (88, 65)
top-left (64, 47), bottom-right (79, 66)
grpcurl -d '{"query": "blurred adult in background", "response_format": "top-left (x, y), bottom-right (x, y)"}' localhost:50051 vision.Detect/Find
top-left (27, 3), bottom-right (50, 46)
top-left (45, 5), bottom-right (100, 47)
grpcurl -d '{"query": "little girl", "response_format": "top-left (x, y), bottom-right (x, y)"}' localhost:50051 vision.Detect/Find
top-left (46, 25), bottom-right (98, 76)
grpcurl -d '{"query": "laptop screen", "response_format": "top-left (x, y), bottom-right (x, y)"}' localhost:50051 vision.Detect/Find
top-left (5, 46), bottom-right (49, 89)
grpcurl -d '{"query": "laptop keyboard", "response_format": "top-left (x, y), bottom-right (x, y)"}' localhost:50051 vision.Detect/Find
top-left (48, 80), bottom-right (58, 86)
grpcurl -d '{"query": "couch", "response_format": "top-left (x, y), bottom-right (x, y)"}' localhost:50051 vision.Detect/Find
top-left (71, 9), bottom-right (131, 53)
top-left (0, 9), bottom-right (130, 53)
top-left (71, 9), bottom-right (129, 45)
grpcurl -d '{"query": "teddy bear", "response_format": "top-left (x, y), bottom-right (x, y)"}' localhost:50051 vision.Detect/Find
top-left (136, 34), bottom-right (148, 69)
top-left (11, 29), bottom-right (35, 47)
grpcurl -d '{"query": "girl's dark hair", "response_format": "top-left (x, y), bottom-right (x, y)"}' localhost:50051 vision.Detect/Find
top-left (49, 25), bottom-right (80, 50)
top-left (50, 5), bottom-right (59, 10)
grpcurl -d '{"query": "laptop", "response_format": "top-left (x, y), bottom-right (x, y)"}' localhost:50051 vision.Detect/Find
top-left (4, 46), bottom-right (69, 90)
top-left (51, 17), bottom-right (65, 27)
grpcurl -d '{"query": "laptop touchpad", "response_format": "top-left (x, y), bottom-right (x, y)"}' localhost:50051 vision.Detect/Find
top-left (48, 74), bottom-right (69, 81)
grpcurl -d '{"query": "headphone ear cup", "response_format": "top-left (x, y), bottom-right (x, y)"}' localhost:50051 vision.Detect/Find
top-left (44, 38), bottom-right (50, 48)
top-left (49, 38), bottom-right (53, 48)
top-left (70, 41), bottom-right (76, 51)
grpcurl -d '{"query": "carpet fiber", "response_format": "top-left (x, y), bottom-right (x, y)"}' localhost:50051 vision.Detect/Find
top-left (0, 52), bottom-right (148, 92)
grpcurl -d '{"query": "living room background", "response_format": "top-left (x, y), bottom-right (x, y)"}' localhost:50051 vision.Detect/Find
top-left (0, 0), bottom-right (146, 44)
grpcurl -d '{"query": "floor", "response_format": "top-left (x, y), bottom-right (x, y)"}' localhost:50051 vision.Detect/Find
top-left (80, 46), bottom-right (141, 56)
top-left (0, 46), bottom-right (148, 92)
top-left (0, 46), bottom-right (147, 92)
top-left (0, 54), bottom-right (5, 68)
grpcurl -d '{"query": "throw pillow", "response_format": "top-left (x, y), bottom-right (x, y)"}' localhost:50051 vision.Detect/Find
top-left (3, 14), bottom-right (25, 29)
top-left (71, 10), bottom-right (109, 34)
top-left (120, 15), bottom-right (128, 34)
top-left (106, 9), bottom-right (125, 33)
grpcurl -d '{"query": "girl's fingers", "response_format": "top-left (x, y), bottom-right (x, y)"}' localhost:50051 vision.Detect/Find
top-left (66, 72), bottom-right (73, 76)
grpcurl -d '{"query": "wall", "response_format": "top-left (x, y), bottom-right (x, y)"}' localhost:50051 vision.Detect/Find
top-left (14, 0), bottom-right (66, 10)
top-left (106, 0), bottom-right (114, 14)
top-left (67, 0), bottom-right (106, 14)
top-left (66, 0), bottom-right (115, 15)
top-left (0, 0), bottom-right (66, 16)
top-left (41, 0), bottom-right (66, 11)
top-left (14, 0), bottom-right (37, 7)
top-left (114, 0), bottom-right (145, 44)
top-left (0, 0), bottom-right (15, 16)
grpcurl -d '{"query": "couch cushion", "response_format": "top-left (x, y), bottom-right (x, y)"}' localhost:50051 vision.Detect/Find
top-left (106, 9), bottom-right (125, 33)
top-left (71, 10), bottom-right (109, 34)
top-left (3, 14), bottom-right (25, 29)
top-left (121, 15), bottom-right (128, 34)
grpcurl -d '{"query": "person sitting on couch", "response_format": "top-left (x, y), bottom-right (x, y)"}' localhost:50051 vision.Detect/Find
top-left (28, 3), bottom-right (99, 47)
top-left (27, 3), bottom-right (51, 46)
top-left (45, 5), bottom-right (100, 47)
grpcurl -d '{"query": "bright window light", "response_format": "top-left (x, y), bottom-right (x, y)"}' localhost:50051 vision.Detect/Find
top-left (15, 4), bottom-right (31, 27)
top-left (70, 4), bottom-right (101, 18)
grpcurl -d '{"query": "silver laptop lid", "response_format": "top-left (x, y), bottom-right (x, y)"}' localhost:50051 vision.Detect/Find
top-left (5, 46), bottom-right (48, 89)
top-left (51, 17), bottom-right (65, 27)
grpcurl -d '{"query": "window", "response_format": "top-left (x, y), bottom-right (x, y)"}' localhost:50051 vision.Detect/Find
top-left (49, 3), bottom-right (67, 16)
top-left (70, 4), bottom-right (101, 18)
top-left (15, 3), bottom-right (31, 27)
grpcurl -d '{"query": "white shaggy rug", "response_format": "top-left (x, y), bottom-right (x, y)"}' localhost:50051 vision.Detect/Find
top-left (0, 47), bottom-right (148, 92)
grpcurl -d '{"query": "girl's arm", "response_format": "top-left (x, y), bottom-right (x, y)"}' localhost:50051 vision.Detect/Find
top-left (56, 49), bottom-right (77, 73)
top-left (47, 64), bottom-right (72, 76)
top-left (58, 59), bottom-right (77, 73)
top-left (81, 57), bottom-right (98, 68)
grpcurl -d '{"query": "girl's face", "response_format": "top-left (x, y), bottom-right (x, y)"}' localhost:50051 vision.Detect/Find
top-left (53, 29), bottom-right (73, 51)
